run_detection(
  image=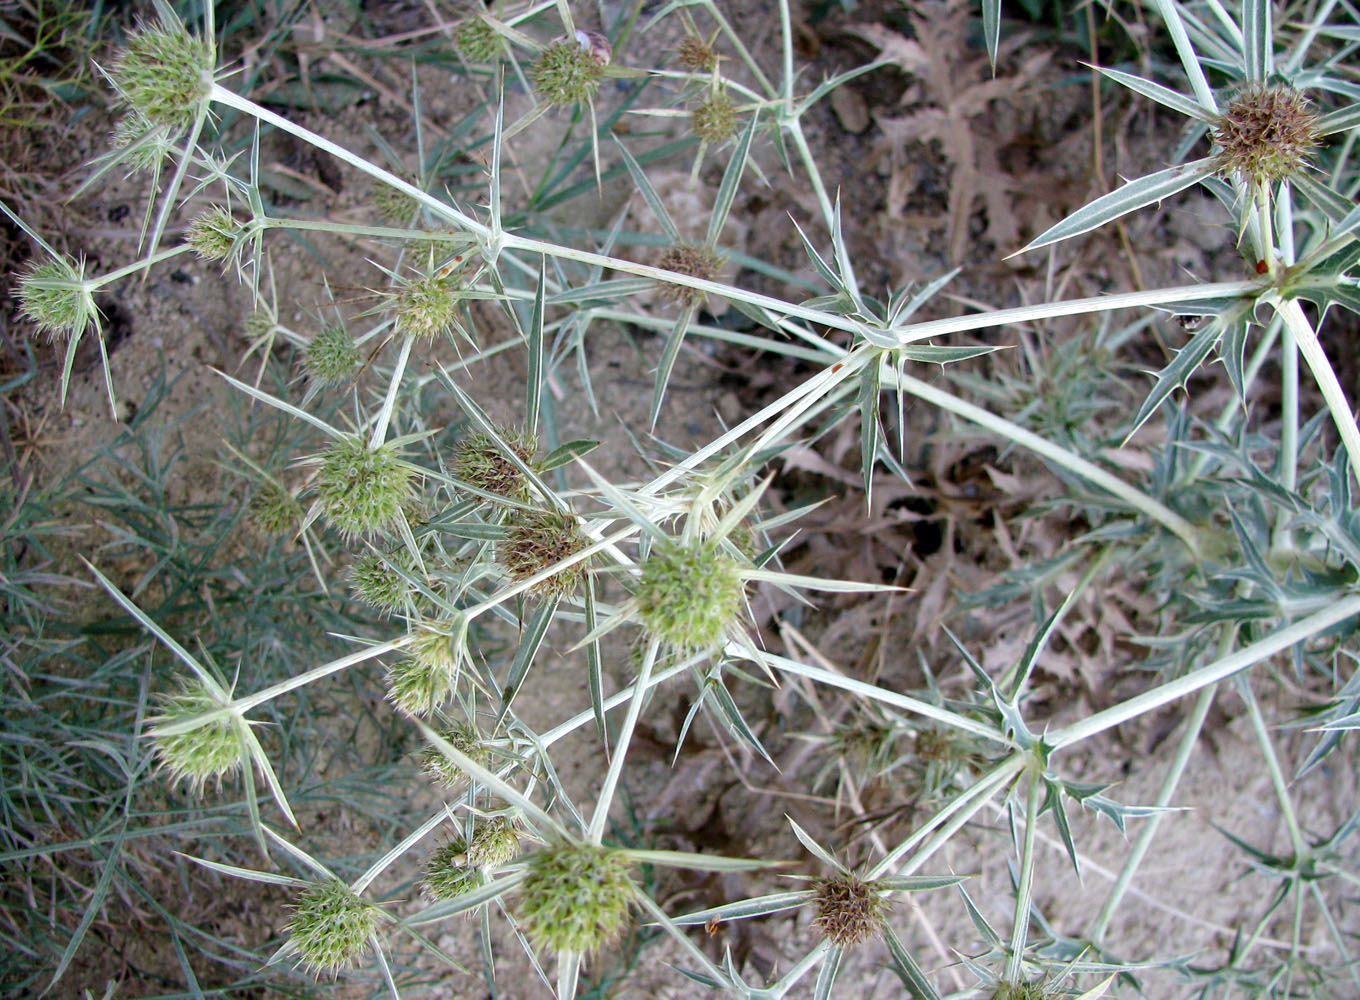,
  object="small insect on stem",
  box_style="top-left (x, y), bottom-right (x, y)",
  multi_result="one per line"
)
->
top-left (705, 915), bottom-right (722, 936)
top-left (1256, 259), bottom-right (1269, 275)
top-left (831, 363), bottom-right (844, 373)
